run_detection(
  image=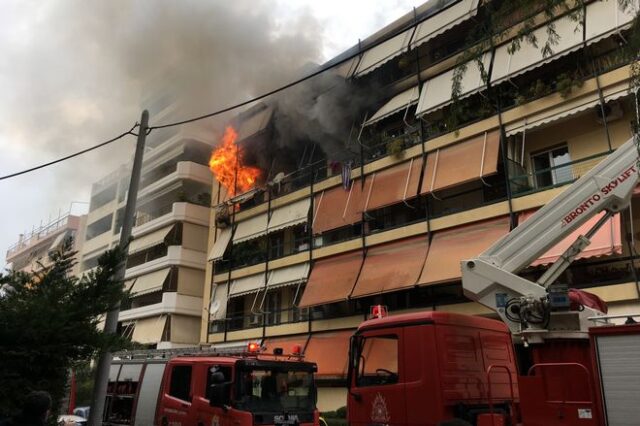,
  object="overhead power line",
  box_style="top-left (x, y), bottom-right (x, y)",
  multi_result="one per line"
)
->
top-left (0, 124), bottom-right (138, 181)
top-left (0, 2), bottom-right (452, 181)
